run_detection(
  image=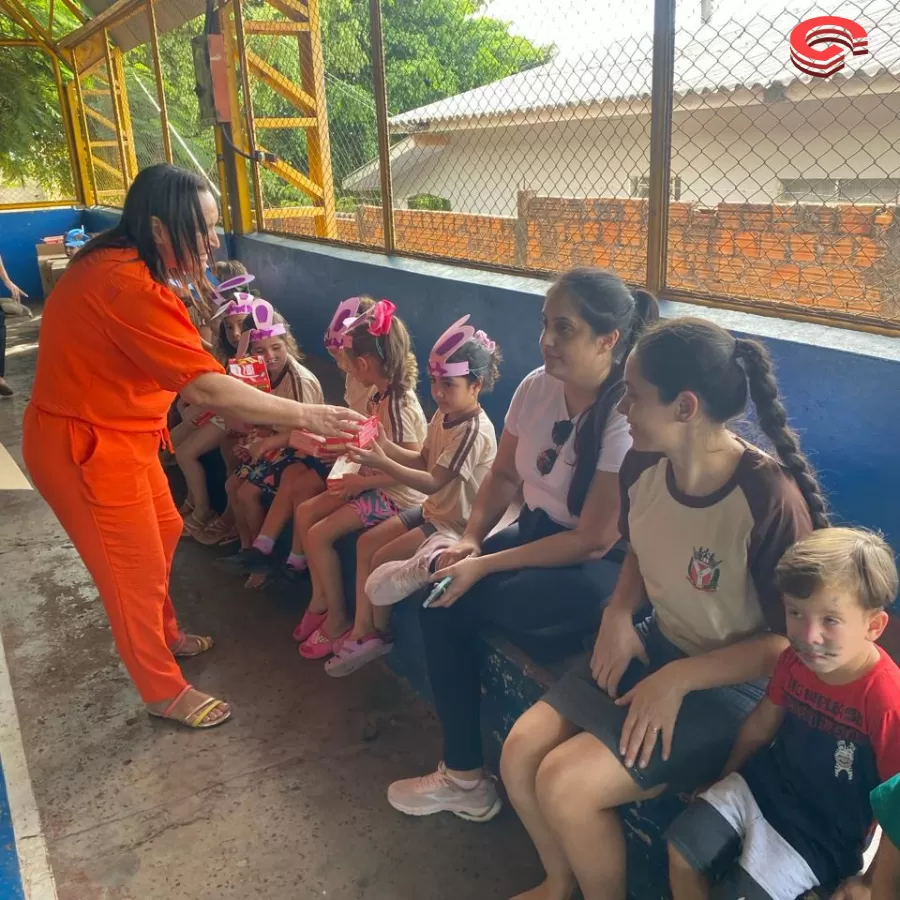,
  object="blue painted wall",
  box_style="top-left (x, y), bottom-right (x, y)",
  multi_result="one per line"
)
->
top-left (0, 207), bottom-right (81, 302)
top-left (234, 233), bottom-right (900, 551)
